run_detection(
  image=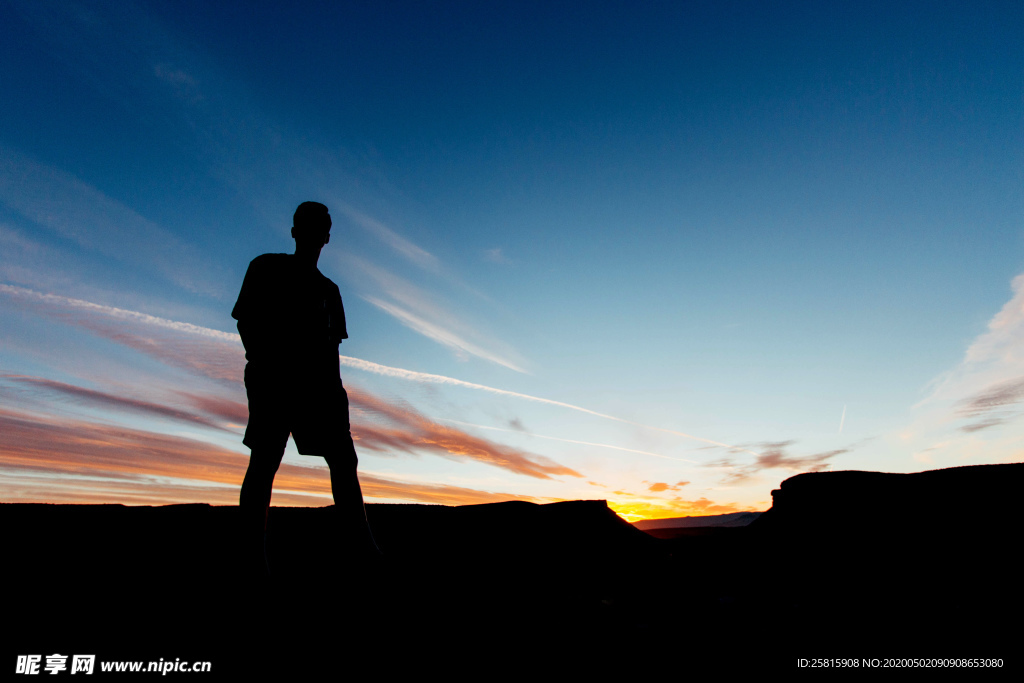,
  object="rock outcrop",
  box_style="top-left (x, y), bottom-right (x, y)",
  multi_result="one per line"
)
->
top-left (747, 463), bottom-right (1023, 654)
